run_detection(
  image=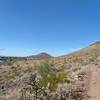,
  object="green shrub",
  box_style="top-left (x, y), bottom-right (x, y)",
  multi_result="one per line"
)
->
top-left (3, 57), bottom-right (13, 65)
top-left (37, 62), bottom-right (68, 91)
